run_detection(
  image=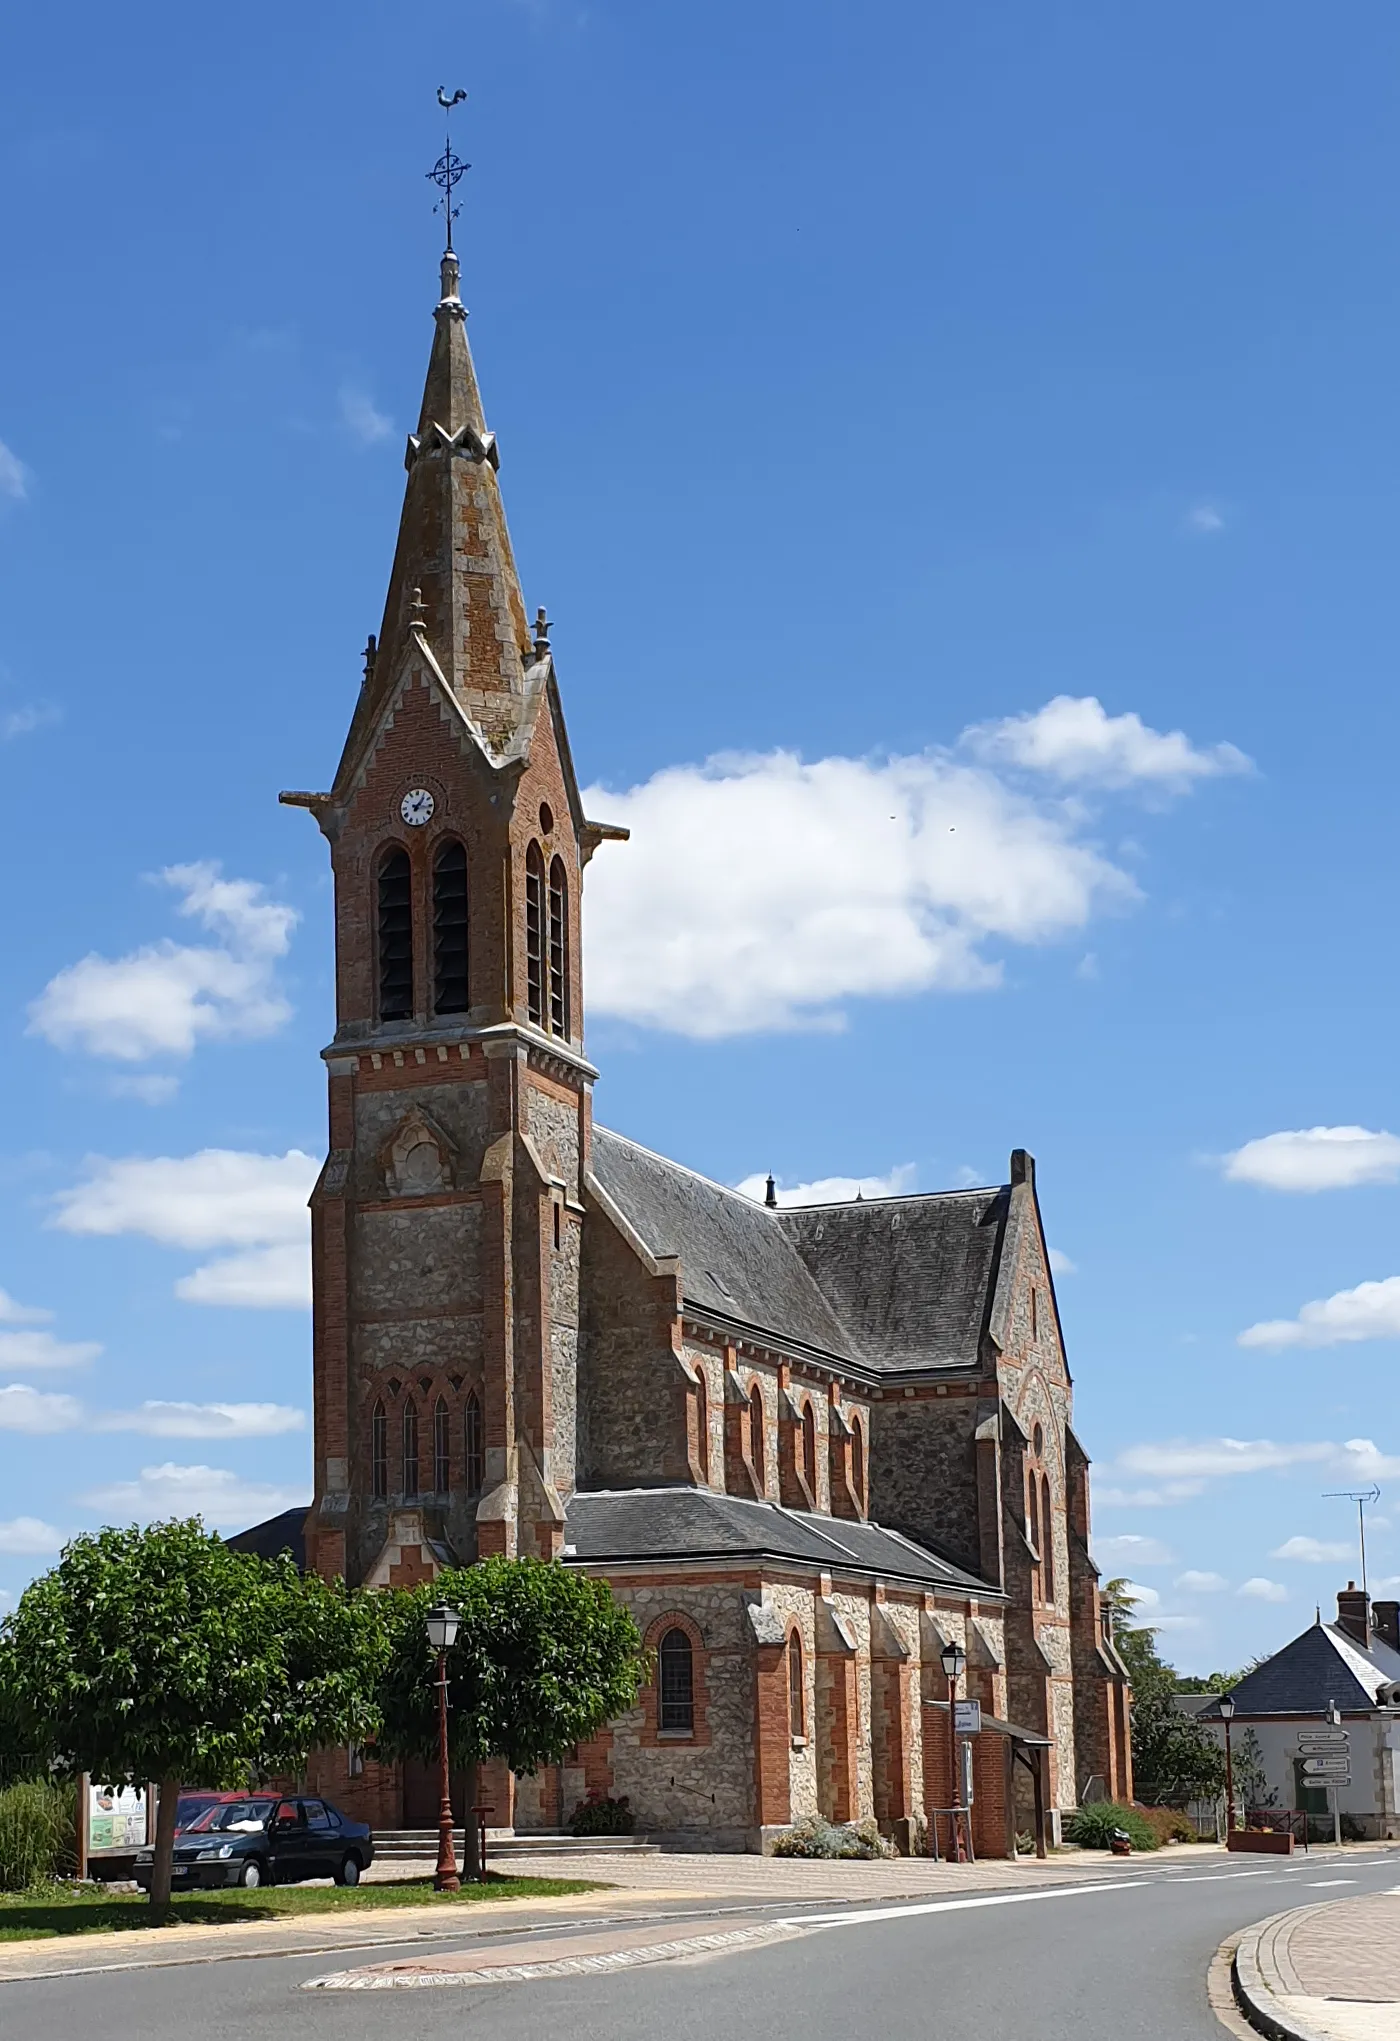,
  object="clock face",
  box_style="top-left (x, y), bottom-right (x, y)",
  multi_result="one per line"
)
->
top-left (400, 788), bottom-right (435, 827)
